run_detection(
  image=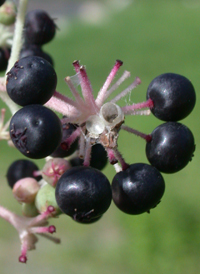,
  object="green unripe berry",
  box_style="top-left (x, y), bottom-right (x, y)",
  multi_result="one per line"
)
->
top-left (35, 183), bottom-right (61, 216)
